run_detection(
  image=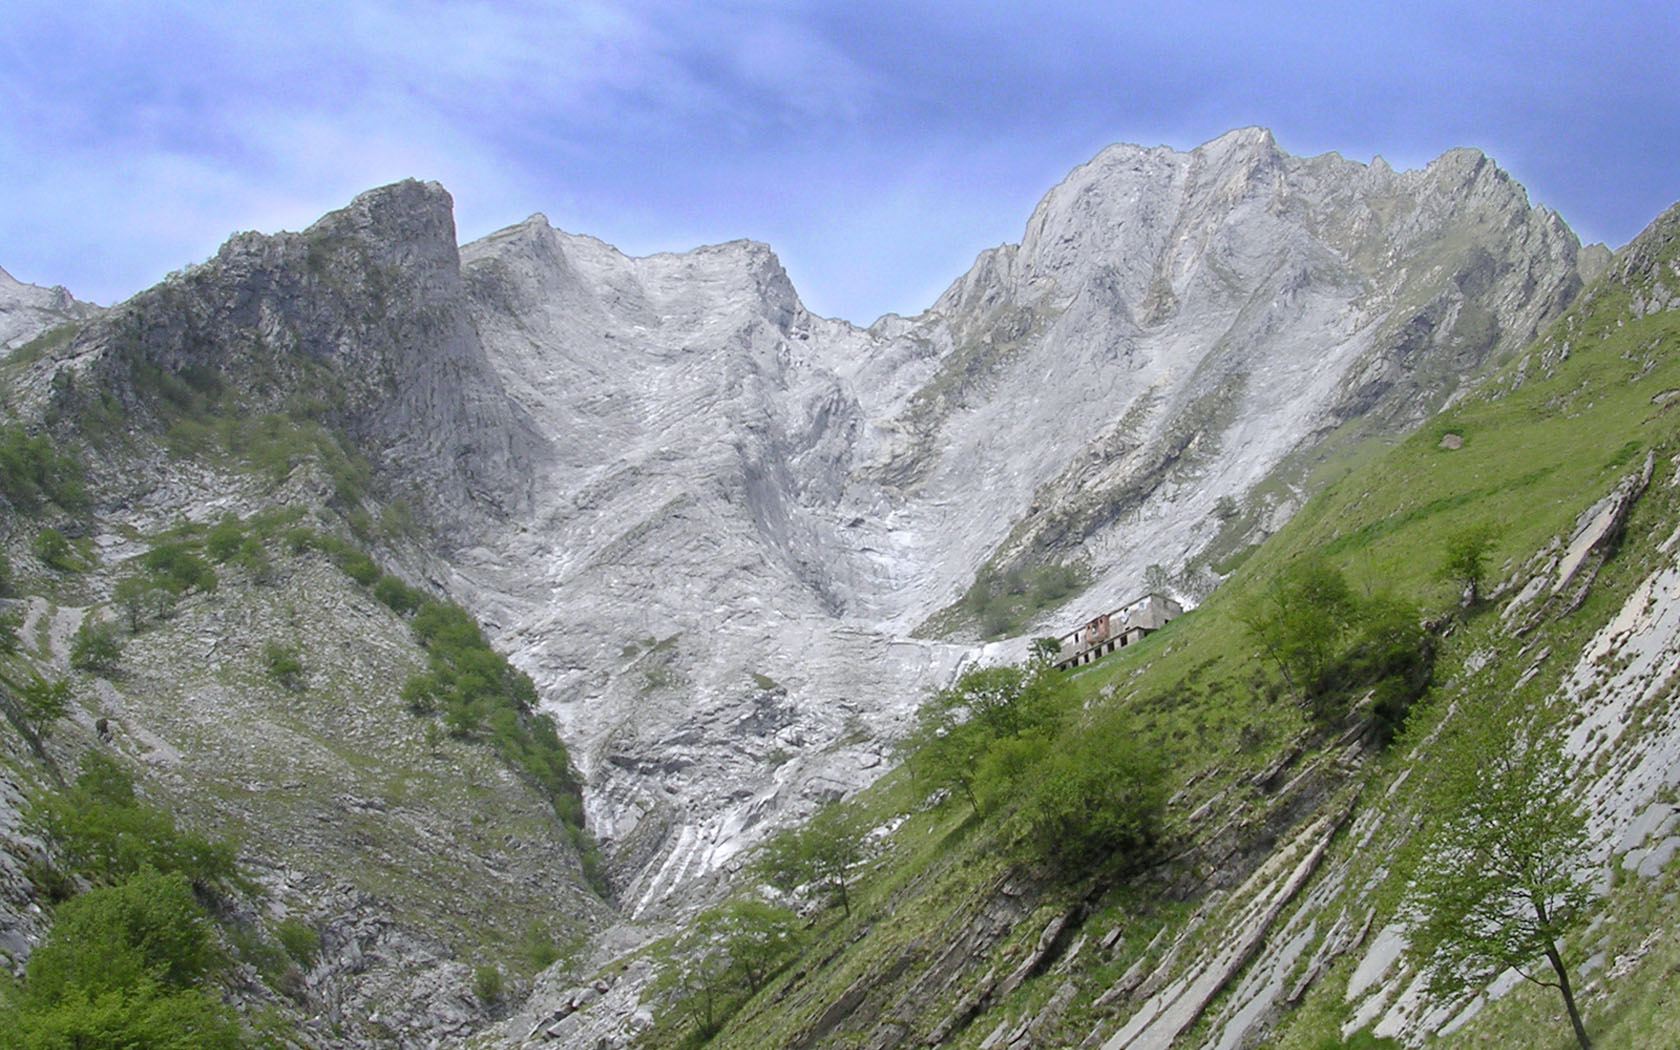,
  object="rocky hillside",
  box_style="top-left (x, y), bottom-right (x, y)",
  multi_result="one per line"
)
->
top-left (445, 130), bottom-right (1596, 920)
top-left (0, 128), bottom-right (1640, 1048)
top-left (531, 199), bottom-right (1680, 1050)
